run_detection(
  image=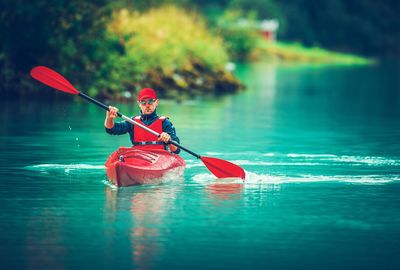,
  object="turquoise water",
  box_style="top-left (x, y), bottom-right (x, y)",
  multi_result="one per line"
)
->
top-left (1, 62), bottom-right (400, 269)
